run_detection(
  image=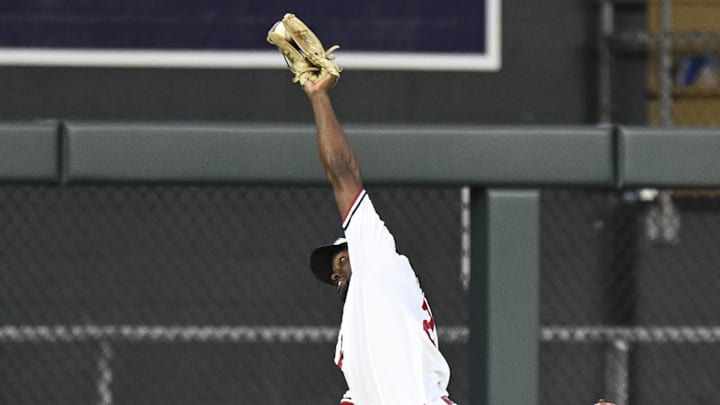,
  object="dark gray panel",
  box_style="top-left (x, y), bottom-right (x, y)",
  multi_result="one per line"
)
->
top-left (64, 123), bottom-right (614, 185)
top-left (350, 126), bottom-right (614, 186)
top-left (0, 122), bottom-right (59, 181)
top-left (619, 126), bottom-right (720, 187)
top-left (63, 122), bottom-right (326, 183)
